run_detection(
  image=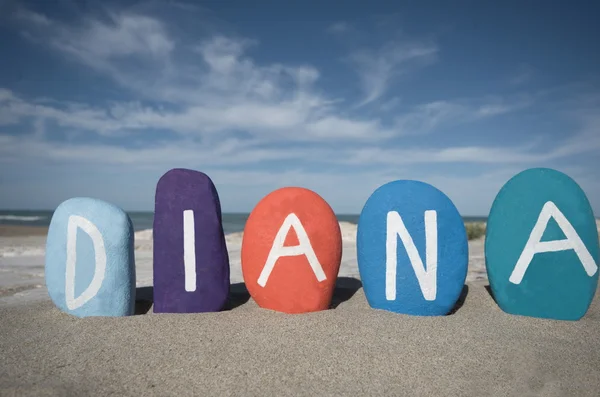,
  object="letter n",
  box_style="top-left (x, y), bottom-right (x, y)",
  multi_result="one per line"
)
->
top-left (386, 210), bottom-right (438, 301)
